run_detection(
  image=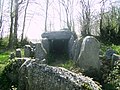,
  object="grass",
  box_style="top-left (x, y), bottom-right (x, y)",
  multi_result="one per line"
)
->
top-left (0, 51), bottom-right (10, 74)
top-left (111, 44), bottom-right (120, 54)
top-left (0, 43), bottom-right (120, 90)
top-left (100, 43), bottom-right (120, 54)
top-left (47, 54), bottom-right (83, 74)
top-left (0, 48), bottom-right (24, 75)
